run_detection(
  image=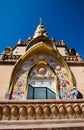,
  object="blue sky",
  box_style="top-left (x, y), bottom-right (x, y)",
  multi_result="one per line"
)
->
top-left (0, 0), bottom-right (84, 60)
